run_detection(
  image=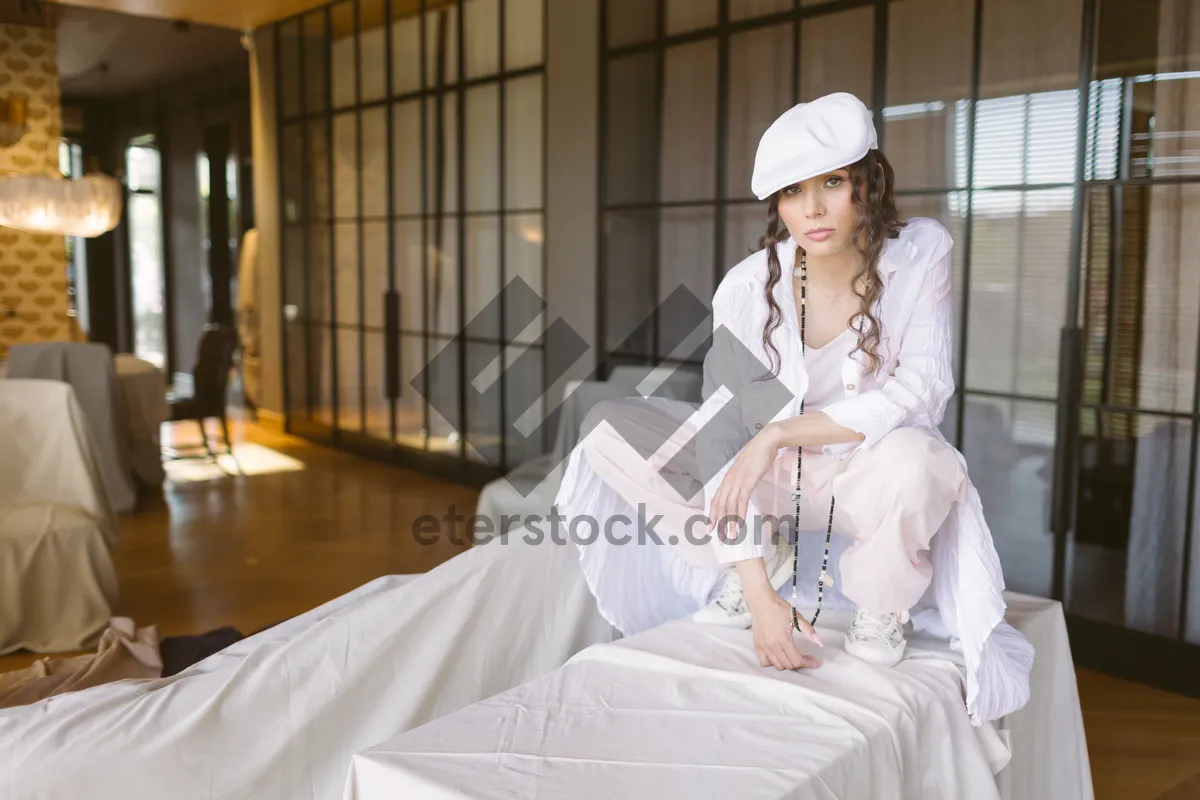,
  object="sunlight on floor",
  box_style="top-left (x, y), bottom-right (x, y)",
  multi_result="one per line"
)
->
top-left (164, 443), bottom-right (306, 484)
